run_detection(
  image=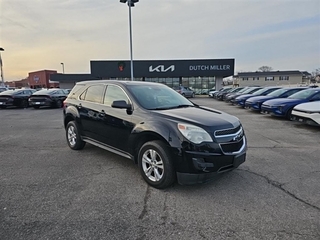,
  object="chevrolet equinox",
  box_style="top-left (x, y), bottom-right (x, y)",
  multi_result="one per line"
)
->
top-left (63, 80), bottom-right (247, 189)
